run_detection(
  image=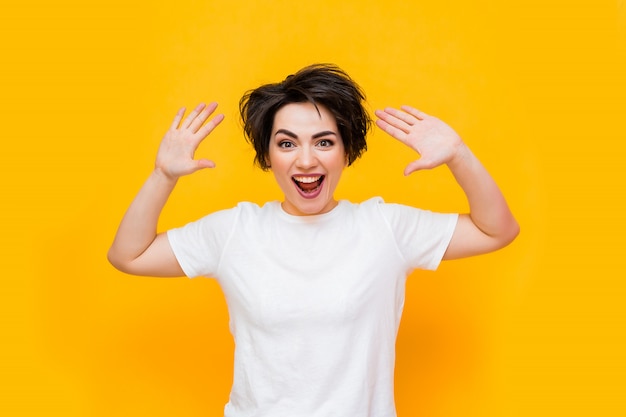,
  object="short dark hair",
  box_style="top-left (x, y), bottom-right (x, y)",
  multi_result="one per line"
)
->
top-left (239, 63), bottom-right (371, 170)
